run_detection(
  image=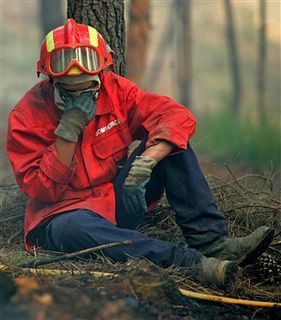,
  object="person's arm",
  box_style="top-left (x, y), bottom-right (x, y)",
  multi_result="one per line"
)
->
top-left (7, 85), bottom-right (98, 203)
top-left (141, 139), bottom-right (175, 162)
top-left (54, 137), bottom-right (76, 167)
top-left (7, 109), bottom-right (78, 203)
top-left (119, 74), bottom-right (196, 152)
